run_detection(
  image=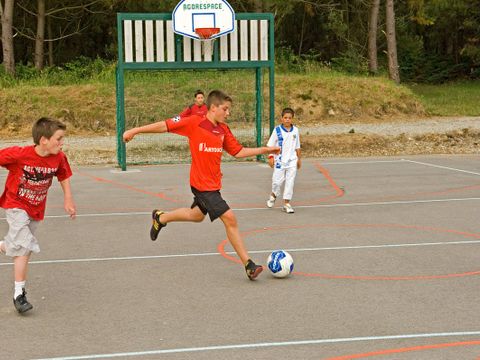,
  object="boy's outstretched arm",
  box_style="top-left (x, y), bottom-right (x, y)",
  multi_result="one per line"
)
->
top-left (234, 146), bottom-right (280, 158)
top-left (60, 178), bottom-right (76, 219)
top-left (123, 121), bottom-right (168, 143)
